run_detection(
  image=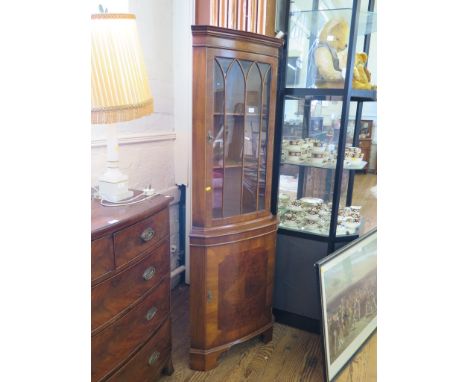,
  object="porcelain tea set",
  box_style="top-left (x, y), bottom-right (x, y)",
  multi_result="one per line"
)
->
top-left (344, 146), bottom-right (364, 166)
top-left (281, 138), bottom-right (333, 166)
top-left (281, 138), bottom-right (363, 168)
top-left (278, 193), bottom-right (361, 235)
